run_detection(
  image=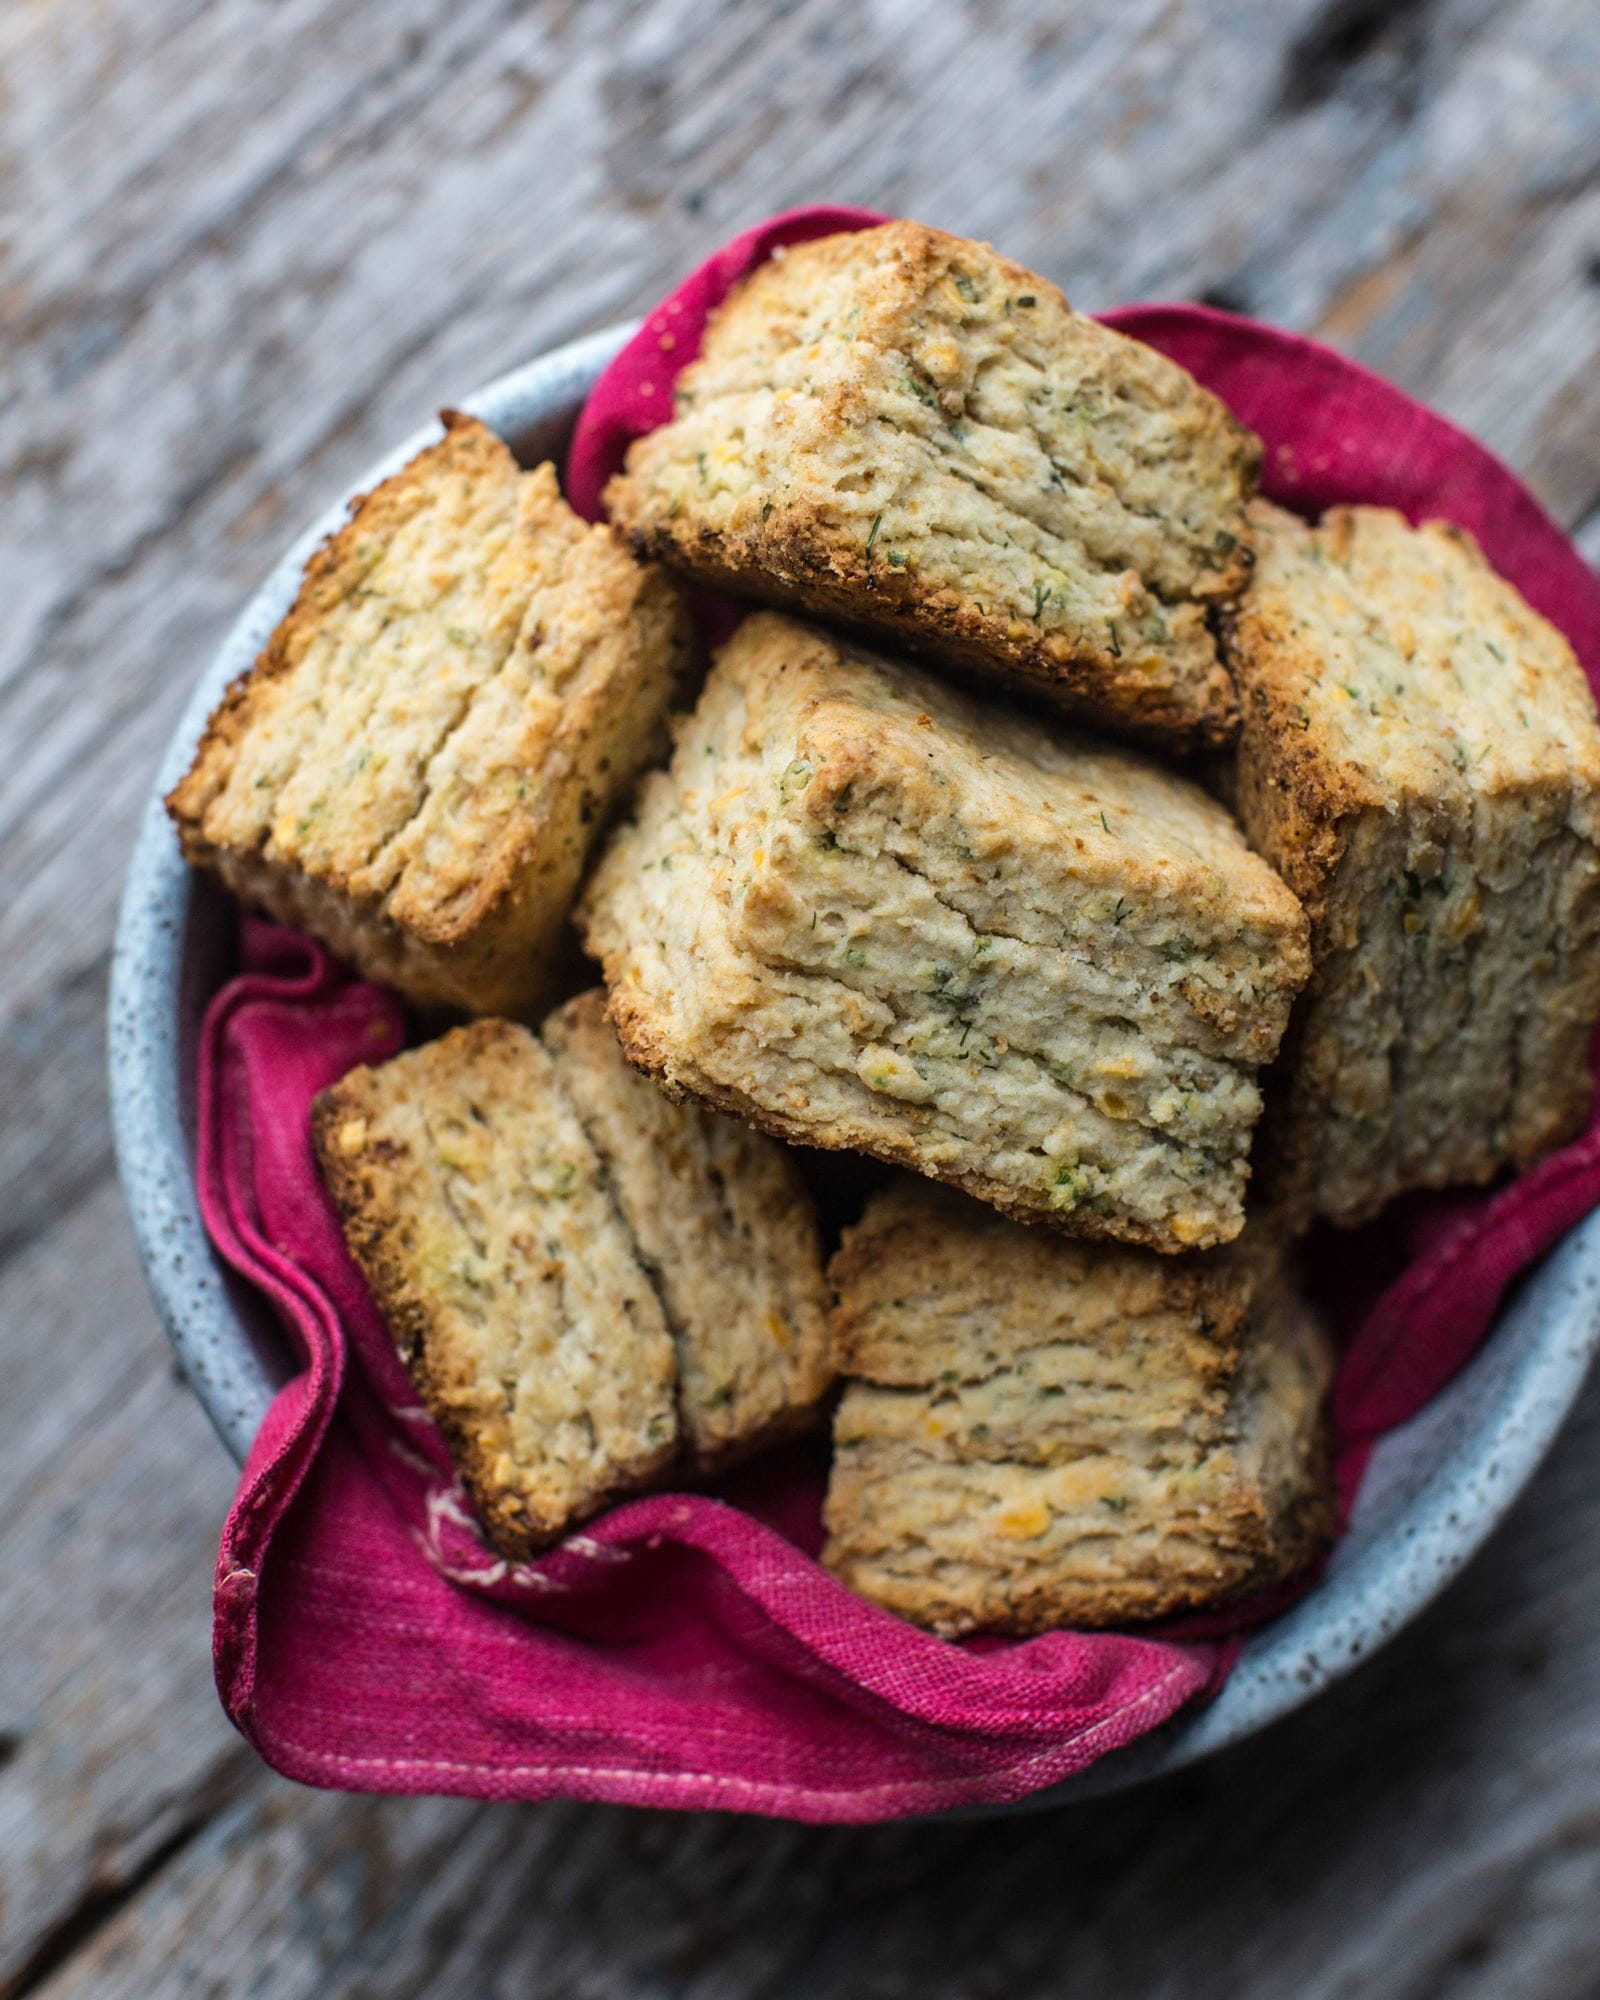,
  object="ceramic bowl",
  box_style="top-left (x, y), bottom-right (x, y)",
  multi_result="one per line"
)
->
top-left (108, 325), bottom-right (1600, 1806)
